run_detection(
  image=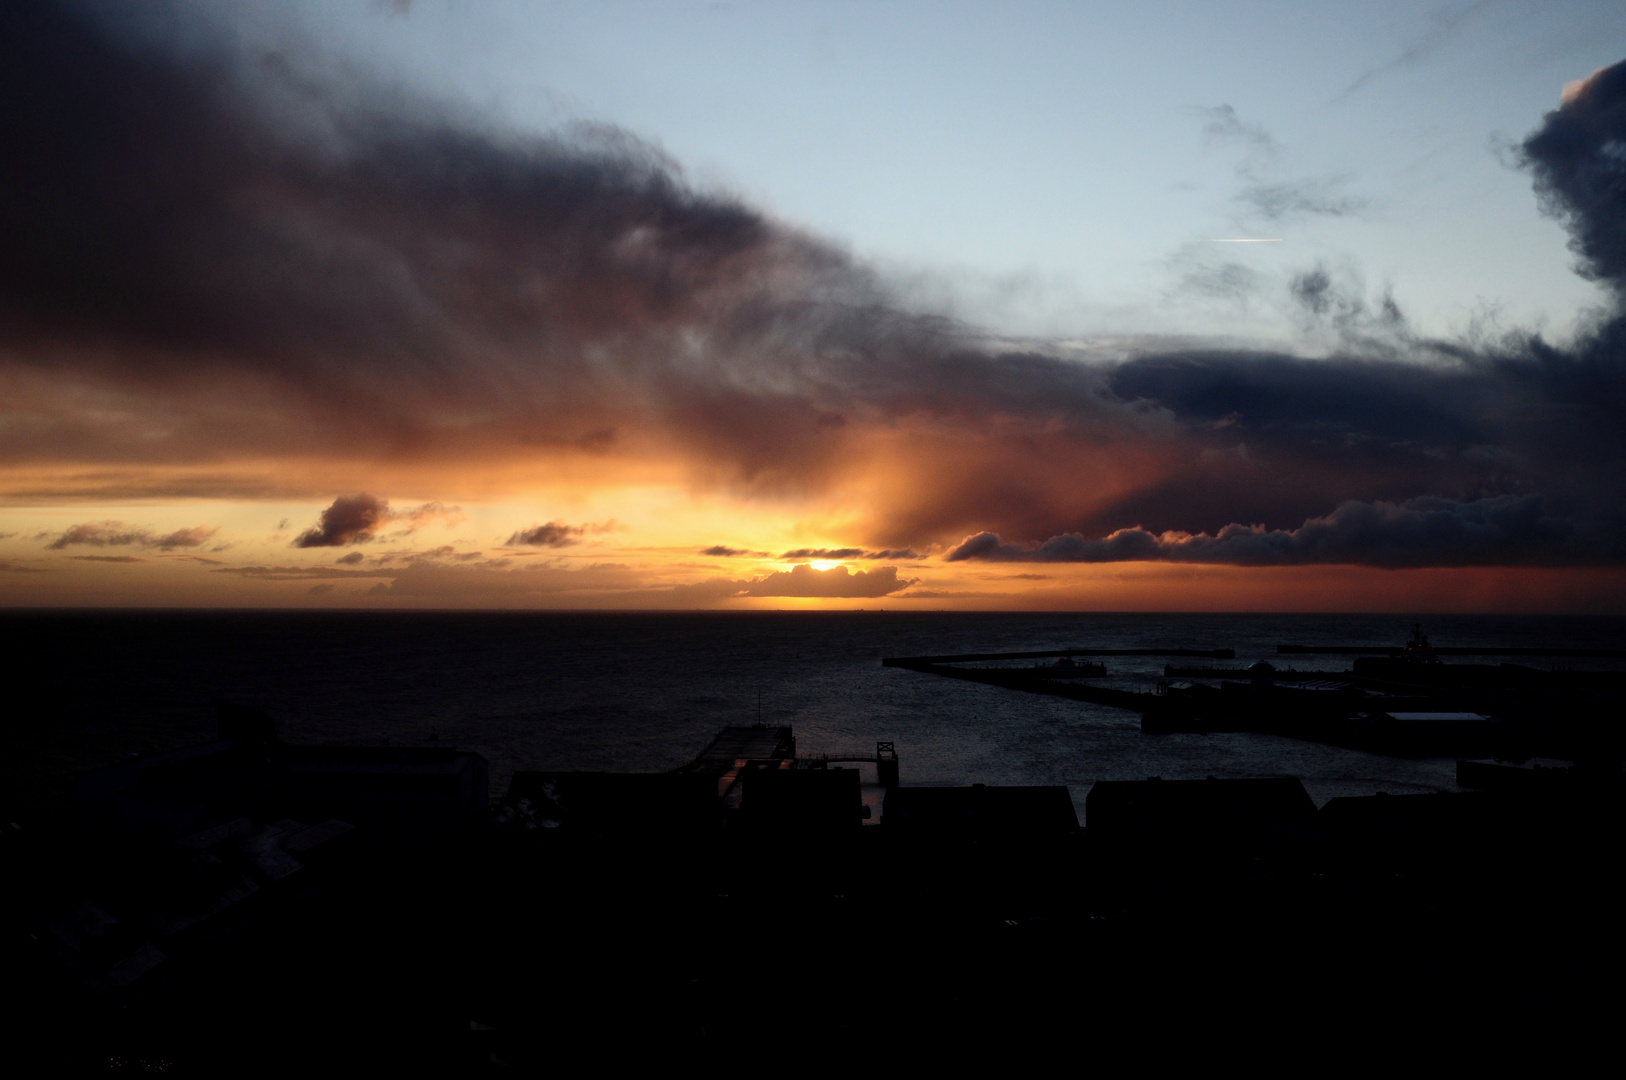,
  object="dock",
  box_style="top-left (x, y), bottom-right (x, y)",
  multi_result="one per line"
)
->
top-left (1277, 644), bottom-right (1626, 658)
top-left (884, 647), bottom-right (1235, 665)
top-left (675, 724), bottom-right (796, 773)
top-left (879, 648), bottom-right (1234, 711)
top-left (883, 638), bottom-right (1626, 760)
